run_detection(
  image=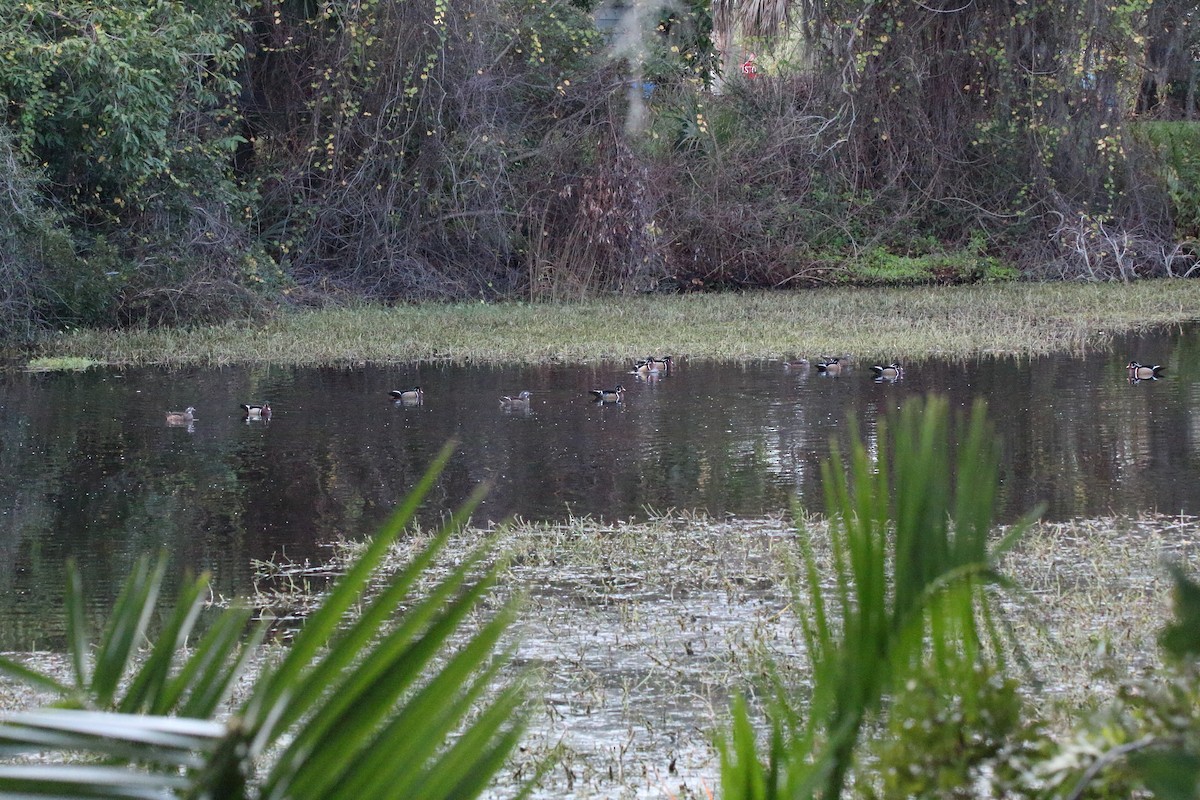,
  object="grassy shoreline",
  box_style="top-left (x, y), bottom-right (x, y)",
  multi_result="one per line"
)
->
top-left (32, 280), bottom-right (1200, 367)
